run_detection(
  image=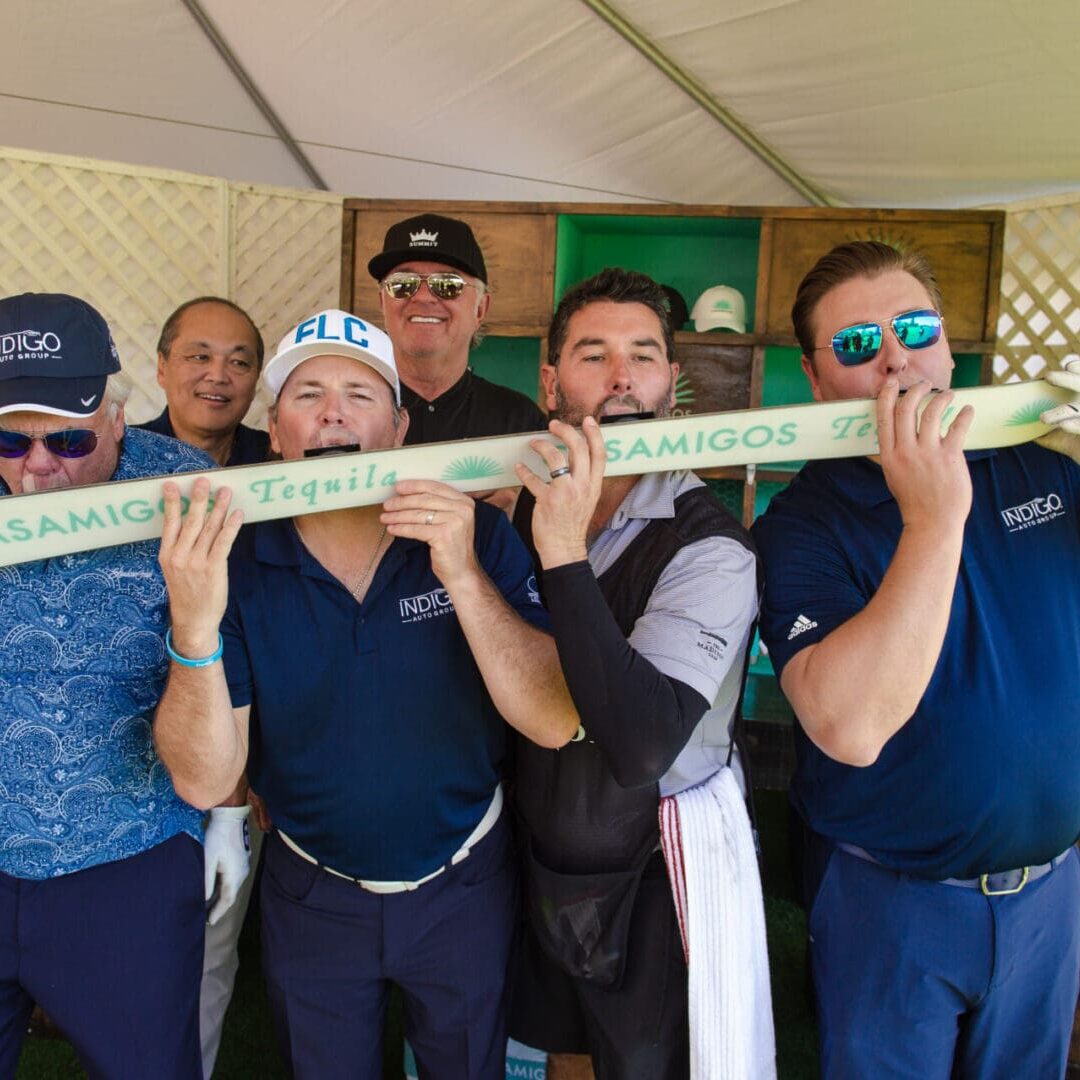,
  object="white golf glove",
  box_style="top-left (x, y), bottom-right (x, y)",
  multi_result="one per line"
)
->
top-left (204, 805), bottom-right (251, 926)
top-left (1042, 359), bottom-right (1080, 429)
top-left (1037, 359), bottom-right (1080, 464)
